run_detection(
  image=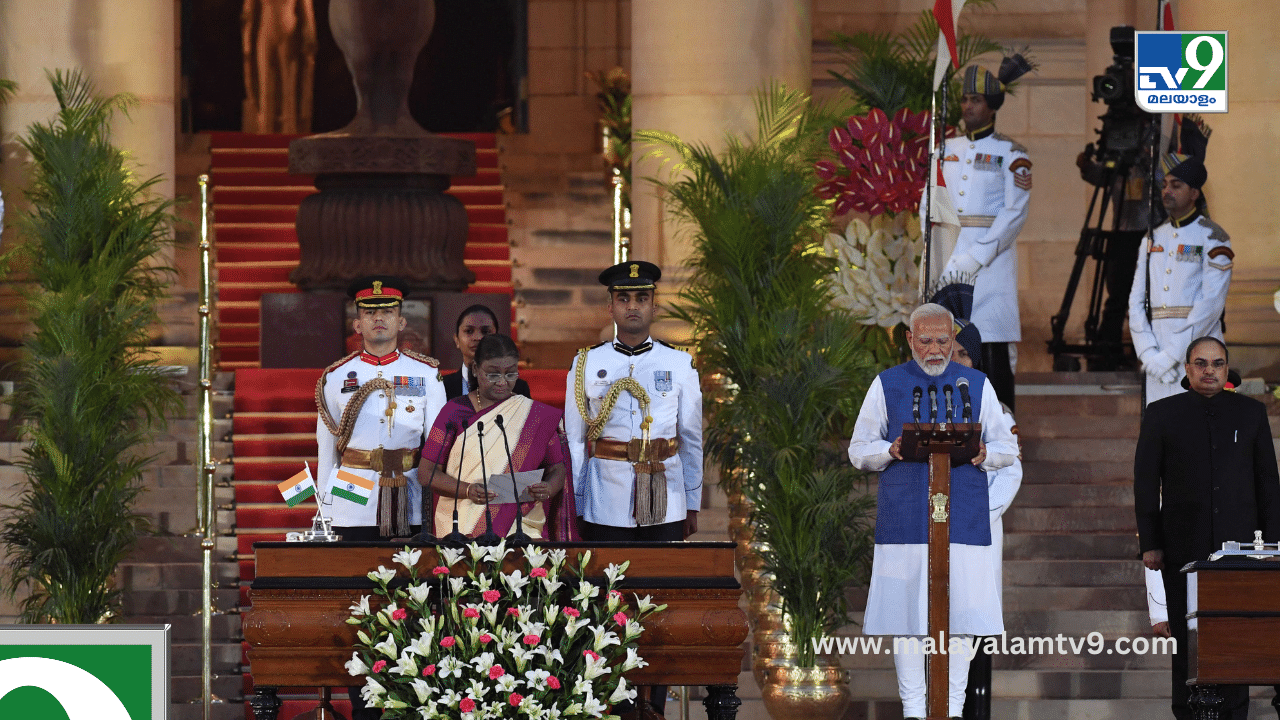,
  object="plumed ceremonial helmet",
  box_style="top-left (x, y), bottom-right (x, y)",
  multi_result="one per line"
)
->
top-left (929, 282), bottom-right (983, 370)
top-left (1162, 115), bottom-right (1212, 190)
